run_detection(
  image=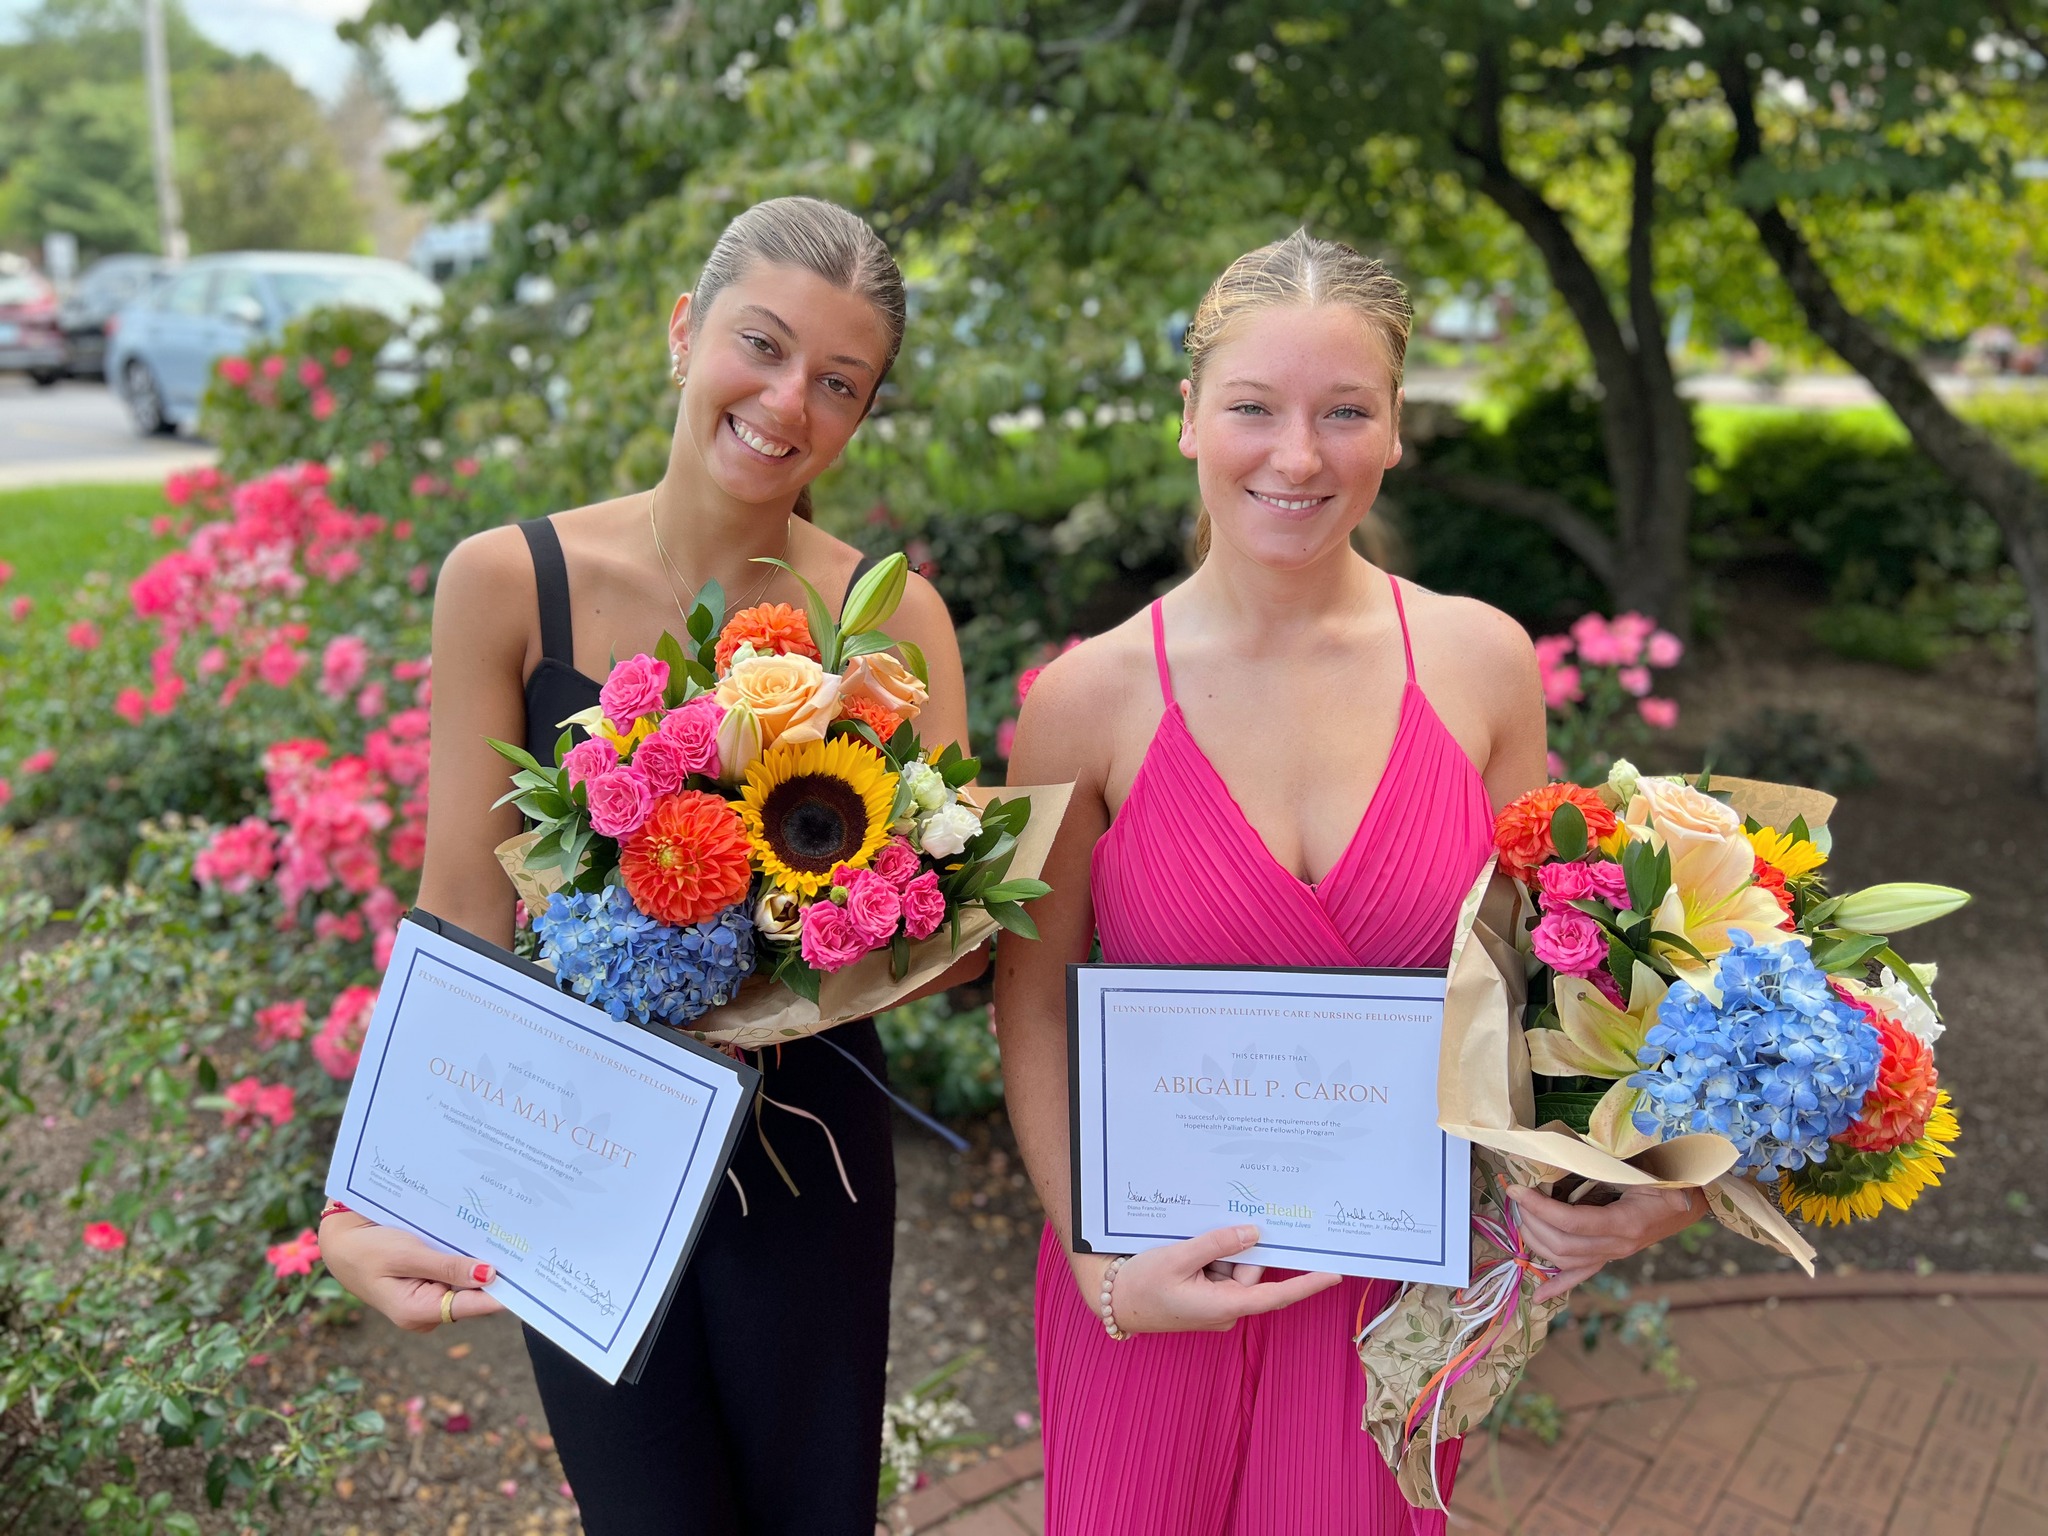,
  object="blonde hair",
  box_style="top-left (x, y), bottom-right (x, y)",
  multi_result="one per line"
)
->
top-left (691, 196), bottom-right (907, 521)
top-left (1183, 230), bottom-right (1412, 563)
